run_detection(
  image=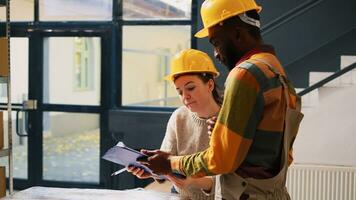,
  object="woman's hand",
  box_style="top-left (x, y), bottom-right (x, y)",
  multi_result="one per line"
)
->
top-left (127, 165), bottom-right (152, 179)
